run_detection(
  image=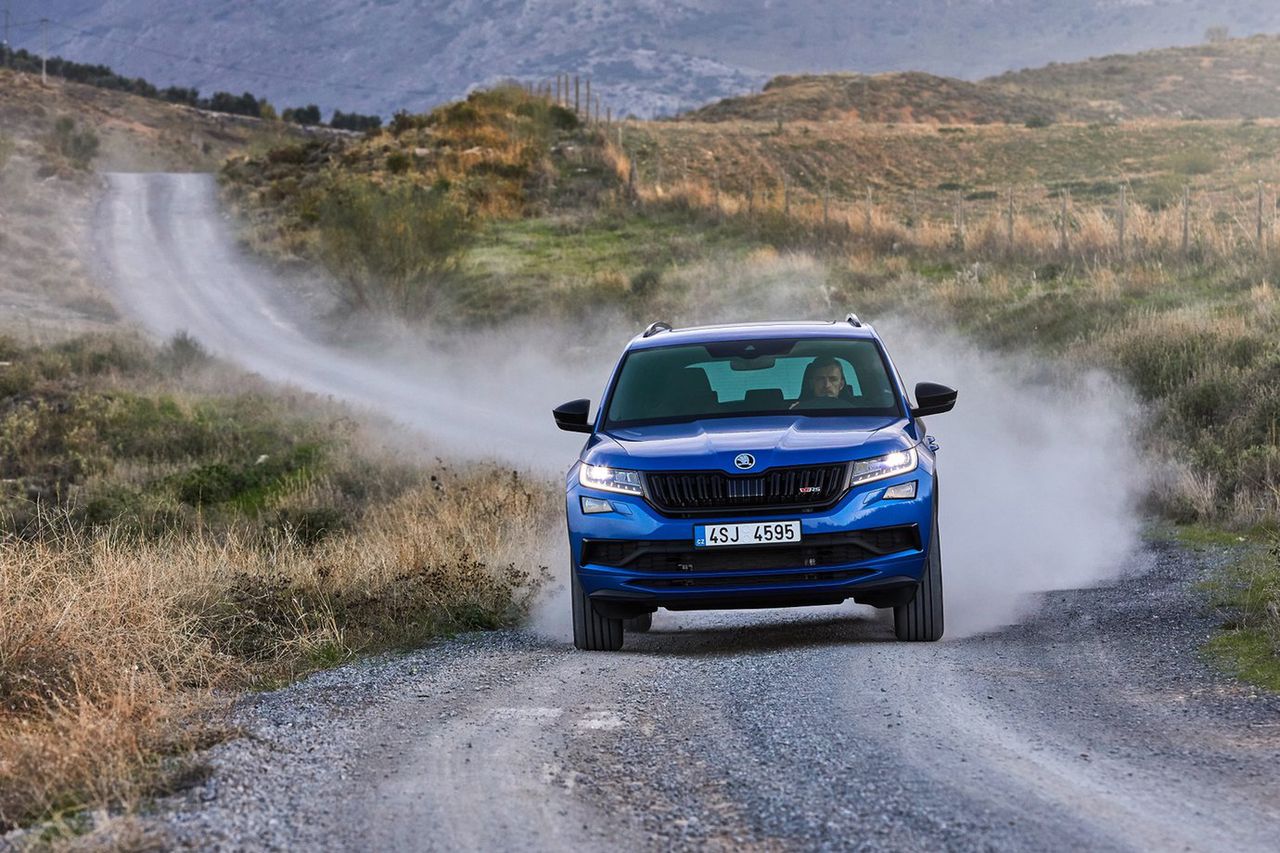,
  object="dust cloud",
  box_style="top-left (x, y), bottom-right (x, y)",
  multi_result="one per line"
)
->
top-left (876, 319), bottom-right (1146, 637)
top-left (97, 174), bottom-right (1145, 640)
